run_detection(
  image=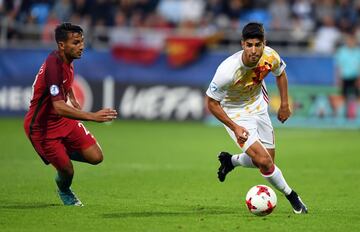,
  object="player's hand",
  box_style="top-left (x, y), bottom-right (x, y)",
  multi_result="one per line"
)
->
top-left (277, 105), bottom-right (291, 123)
top-left (234, 126), bottom-right (249, 147)
top-left (93, 108), bottom-right (117, 122)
